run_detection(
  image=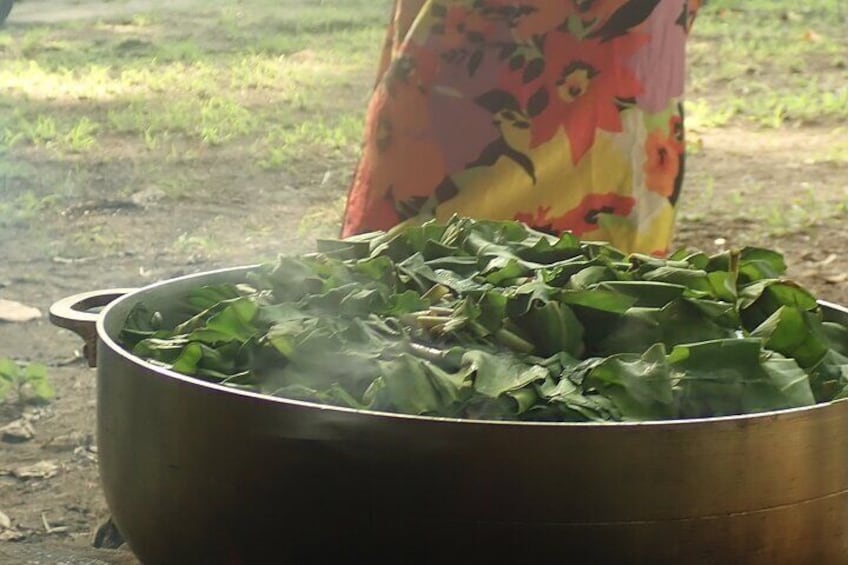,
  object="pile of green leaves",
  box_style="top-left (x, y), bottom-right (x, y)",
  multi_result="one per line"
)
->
top-left (120, 217), bottom-right (848, 422)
